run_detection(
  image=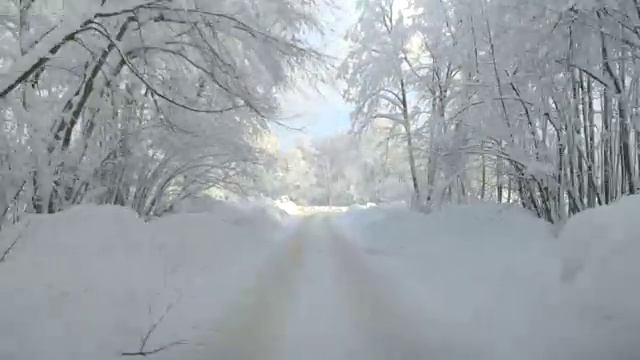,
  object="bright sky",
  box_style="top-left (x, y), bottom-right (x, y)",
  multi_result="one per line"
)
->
top-left (274, 0), bottom-right (417, 150)
top-left (274, 2), bottom-right (358, 149)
